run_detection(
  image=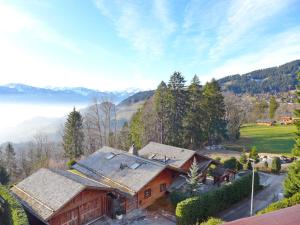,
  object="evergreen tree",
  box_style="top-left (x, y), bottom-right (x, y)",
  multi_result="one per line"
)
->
top-left (186, 157), bottom-right (201, 195)
top-left (271, 157), bottom-right (281, 173)
top-left (292, 72), bottom-right (300, 156)
top-left (165, 72), bottom-right (187, 147)
top-left (249, 146), bottom-right (259, 162)
top-left (153, 81), bottom-right (169, 144)
top-left (269, 96), bottom-right (278, 119)
top-left (63, 108), bottom-right (84, 159)
top-left (202, 79), bottom-right (227, 145)
top-left (129, 109), bottom-right (144, 149)
top-left (284, 161), bottom-right (300, 197)
top-left (3, 143), bottom-right (17, 181)
top-left (239, 149), bottom-right (248, 165)
top-left (183, 75), bottom-right (204, 149)
top-left (0, 164), bottom-right (9, 185)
